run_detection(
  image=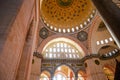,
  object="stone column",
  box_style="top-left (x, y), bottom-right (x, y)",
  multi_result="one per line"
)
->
top-left (16, 17), bottom-right (39, 80)
top-left (0, 0), bottom-right (35, 80)
top-left (50, 72), bottom-right (54, 80)
top-left (16, 26), bottom-right (34, 80)
top-left (15, 0), bottom-right (40, 78)
top-left (91, 0), bottom-right (120, 48)
top-left (75, 73), bottom-right (78, 80)
top-left (85, 58), bottom-right (107, 80)
top-left (30, 54), bottom-right (42, 80)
